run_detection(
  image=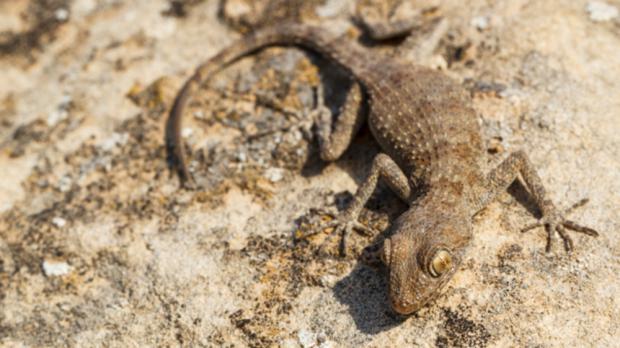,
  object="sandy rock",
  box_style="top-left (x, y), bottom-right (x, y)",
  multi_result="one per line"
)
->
top-left (0, 0), bottom-right (618, 347)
